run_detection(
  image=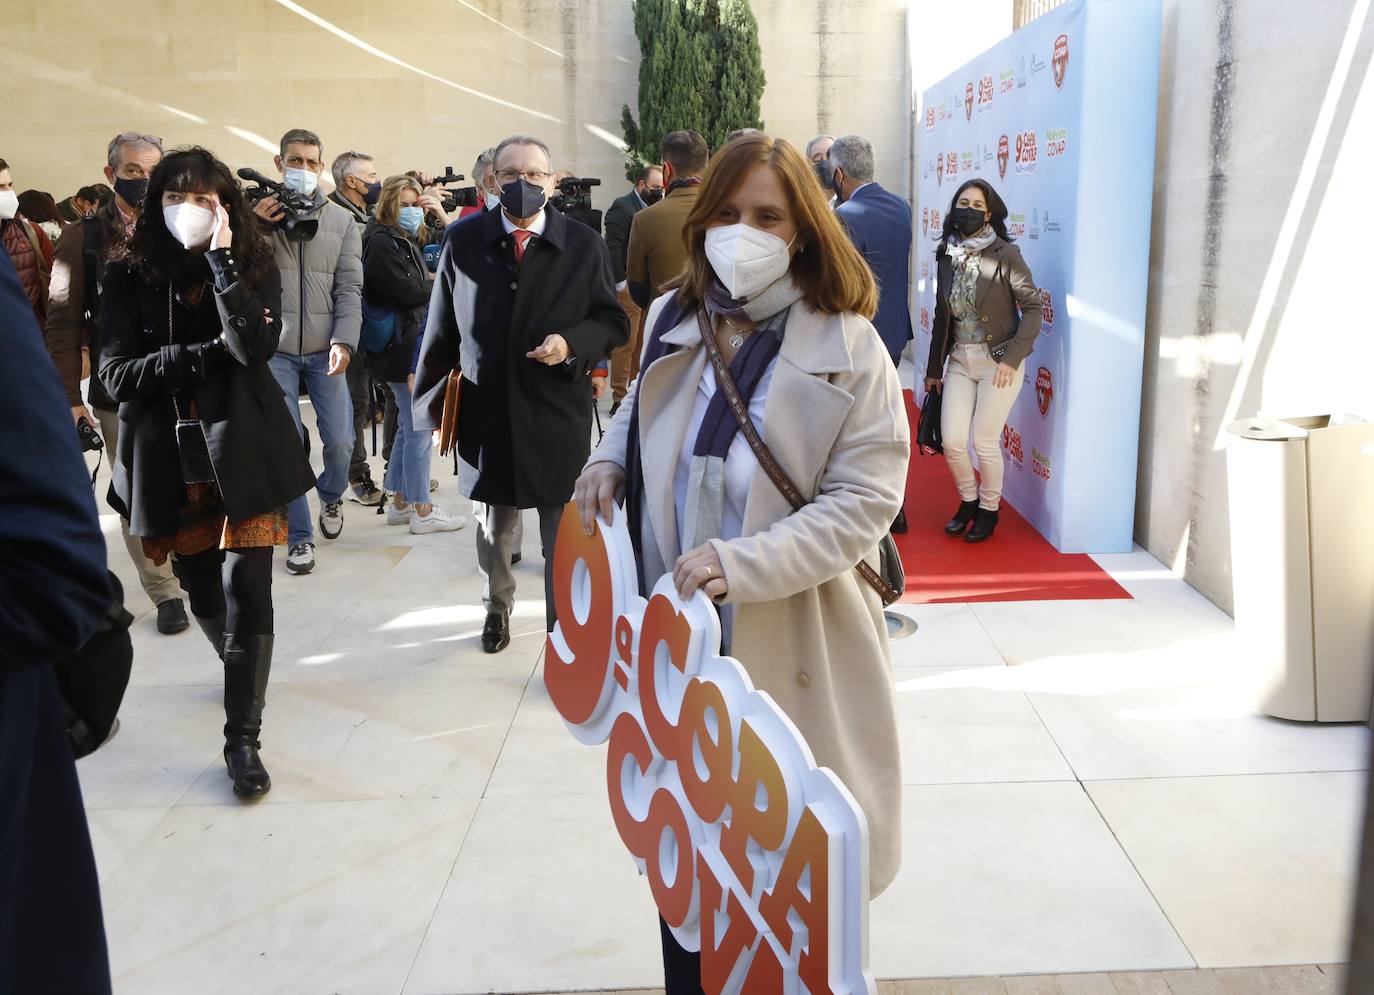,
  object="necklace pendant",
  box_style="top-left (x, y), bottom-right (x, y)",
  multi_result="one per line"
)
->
top-left (729, 333), bottom-right (745, 349)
